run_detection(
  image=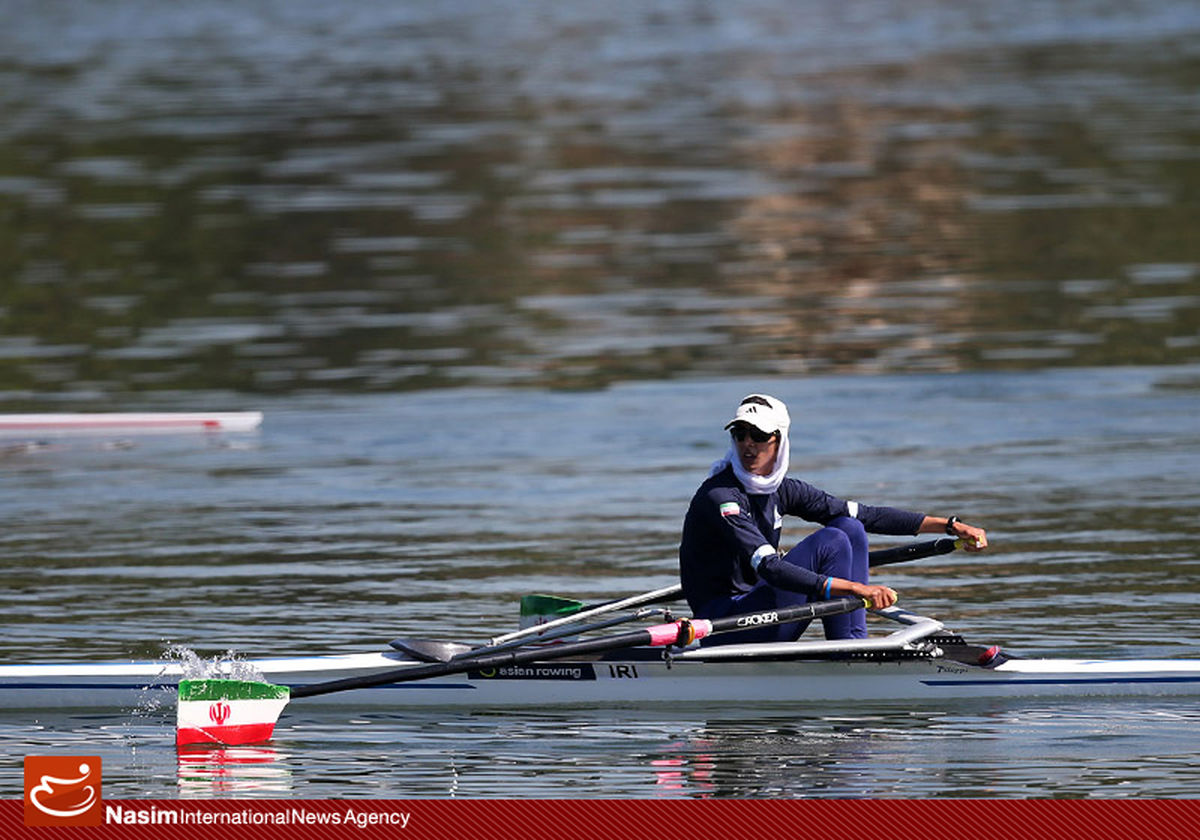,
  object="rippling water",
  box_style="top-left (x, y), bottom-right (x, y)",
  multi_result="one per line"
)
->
top-left (3, 368), bottom-right (1200, 797)
top-left (2, 0), bottom-right (1199, 800)
top-left (6, 701), bottom-right (1200, 799)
